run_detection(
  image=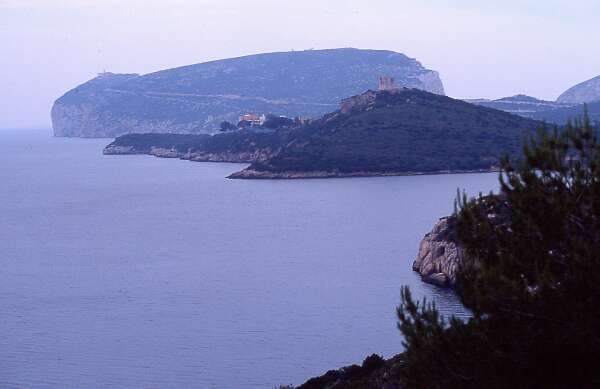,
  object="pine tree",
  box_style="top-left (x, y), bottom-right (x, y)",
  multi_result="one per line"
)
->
top-left (397, 114), bottom-right (600, 388)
